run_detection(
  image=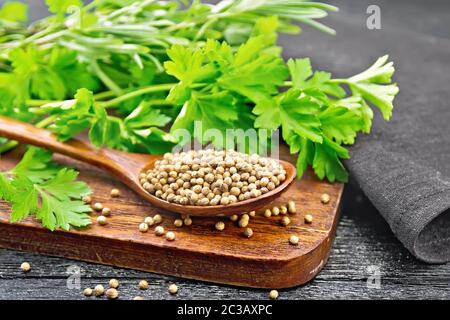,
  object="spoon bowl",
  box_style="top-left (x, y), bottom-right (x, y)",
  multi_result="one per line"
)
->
top-left (0, 115), bottom-right (296, 217)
